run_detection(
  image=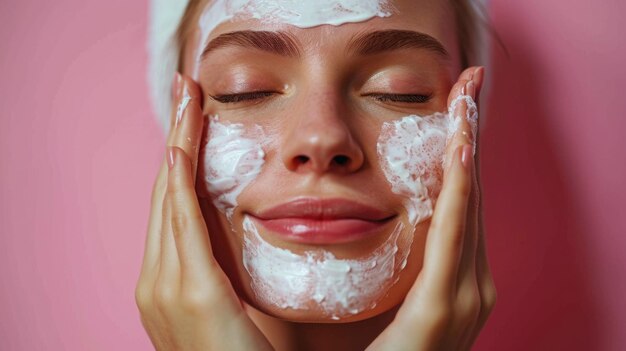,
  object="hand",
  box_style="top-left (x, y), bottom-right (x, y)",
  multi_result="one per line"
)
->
top-left (367, 67), bottom-right (497, 351)
top-left (134, 74), bottom-right (273, 351)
